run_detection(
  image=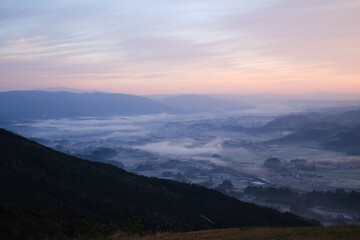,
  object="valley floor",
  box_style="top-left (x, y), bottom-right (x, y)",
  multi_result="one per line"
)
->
top-left (113, 226), bottom-right (360, 240)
